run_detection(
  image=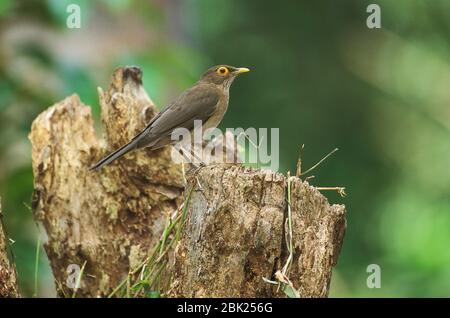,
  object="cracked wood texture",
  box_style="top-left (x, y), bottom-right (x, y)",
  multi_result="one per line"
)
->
top-left (29, 67), bottom-right (184, 297)
top-left (169, 166), bottom-right (346, 297)
top-left (29, 66), bottom-right (346, 298)
top-left (0, 198), bottom-right (20, 297)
